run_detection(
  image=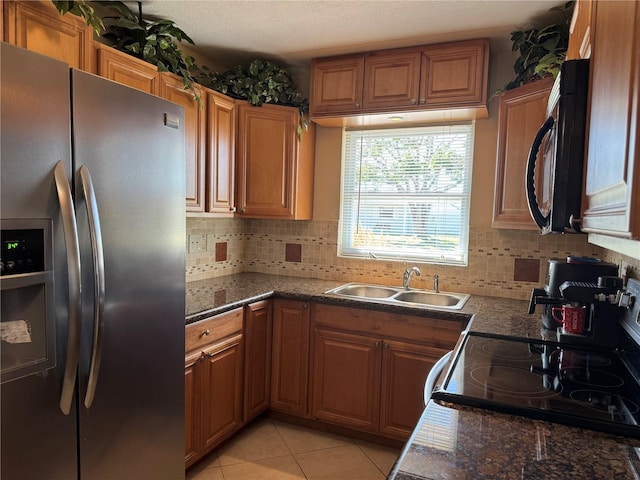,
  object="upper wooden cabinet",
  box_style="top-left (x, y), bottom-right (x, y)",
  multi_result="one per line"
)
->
top-left (236, 102), bottom-right (315, 219)
top-left (362, 49), bottom-right (422, 110)
top-left (567, 0), bottom-right (593, 60)
top-left (310, 38), bottom-right (490, 126)
top-left (581, 0), bottom-right (640, 240)
top-left (206, 90), bottom-right (237, 215)
top-left (492, 77), bottom-right (554, 229)
top-left (3, 0), bottom-right (95, 72)
top-left (96, 44), bottom-right (160, 95)
top-left (159, 72), bottom-right (206, 213)
top-left (309, 54), bottom-right (364, 115)
top-left (420, 39), bottom-right (489, 108)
